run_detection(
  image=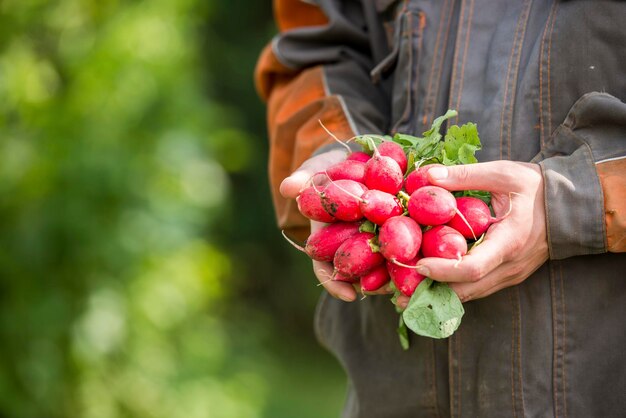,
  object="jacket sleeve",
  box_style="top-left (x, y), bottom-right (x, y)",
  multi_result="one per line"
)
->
top-left (255, 0), bottom-right (392, 238)
top-left (532, 92), bottom-right (626, 259)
